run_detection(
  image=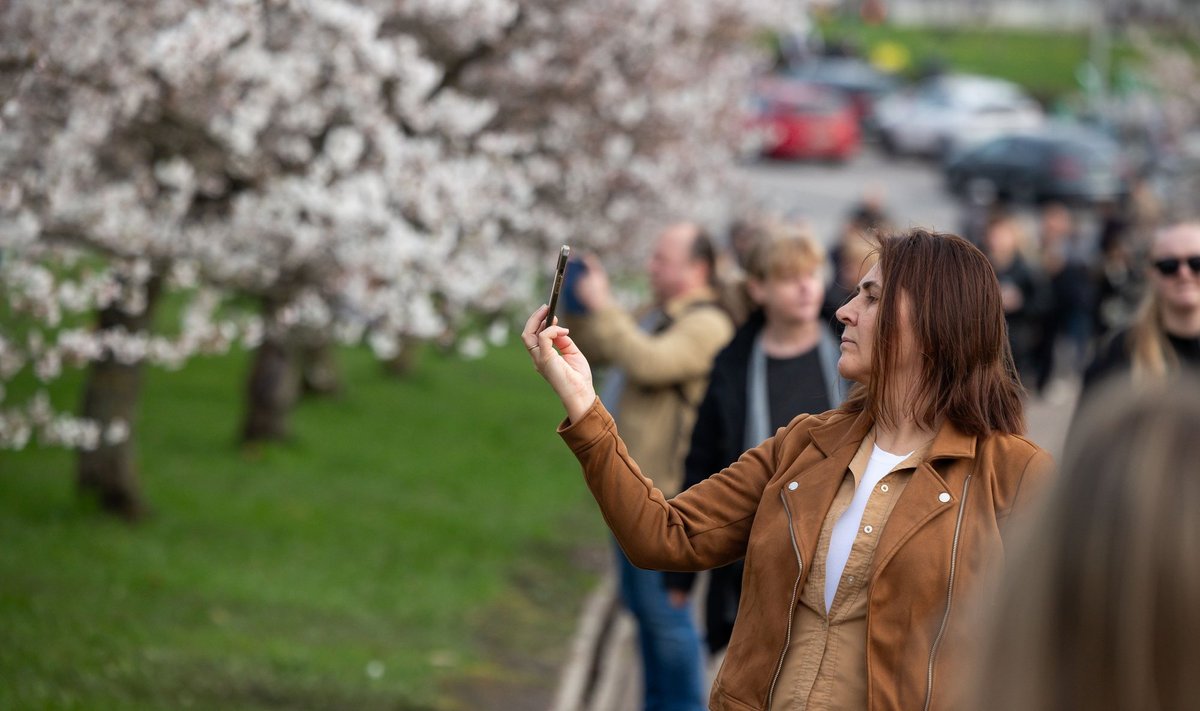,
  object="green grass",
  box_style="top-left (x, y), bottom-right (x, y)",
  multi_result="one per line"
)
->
top-left (818, 19), bottom-right (1143, 103)
top-left (0, 340), bottom-right (606, 710)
